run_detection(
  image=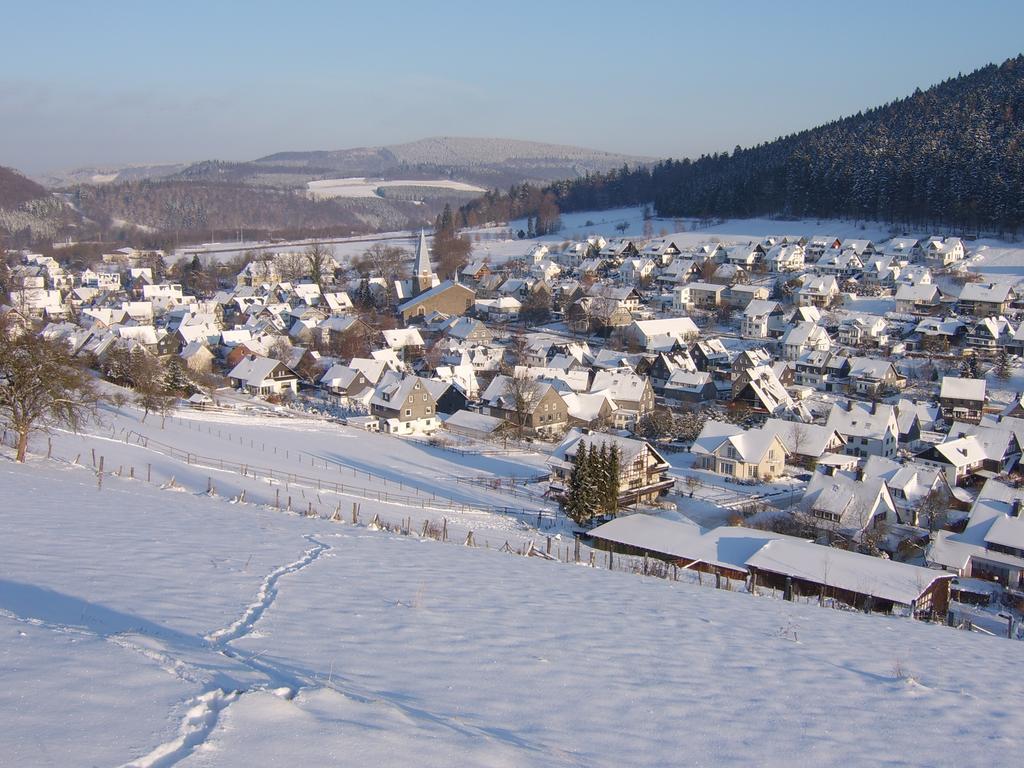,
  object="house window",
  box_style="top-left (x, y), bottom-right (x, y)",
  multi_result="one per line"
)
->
top-left (405, 409), bottom-right (412, 416)
top-left (425, 407), bottom-right (432, 414)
